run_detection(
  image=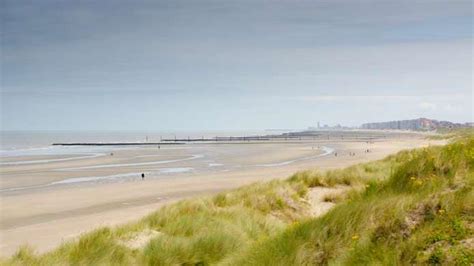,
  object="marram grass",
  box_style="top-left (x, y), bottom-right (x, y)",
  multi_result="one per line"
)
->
top-left (3, 135), bottom-right (473, 265)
